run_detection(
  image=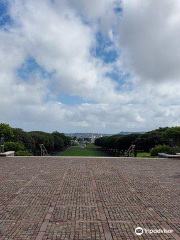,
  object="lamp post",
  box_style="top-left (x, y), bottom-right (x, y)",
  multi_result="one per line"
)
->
top-left (0, 137), bottom-right (5, 153)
